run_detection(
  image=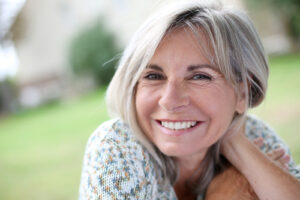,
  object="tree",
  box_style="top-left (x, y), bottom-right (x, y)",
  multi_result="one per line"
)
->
top-left (248, 0), bottom-right (300, 50)
top-left (69, 21), bottom-right (120, 86)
